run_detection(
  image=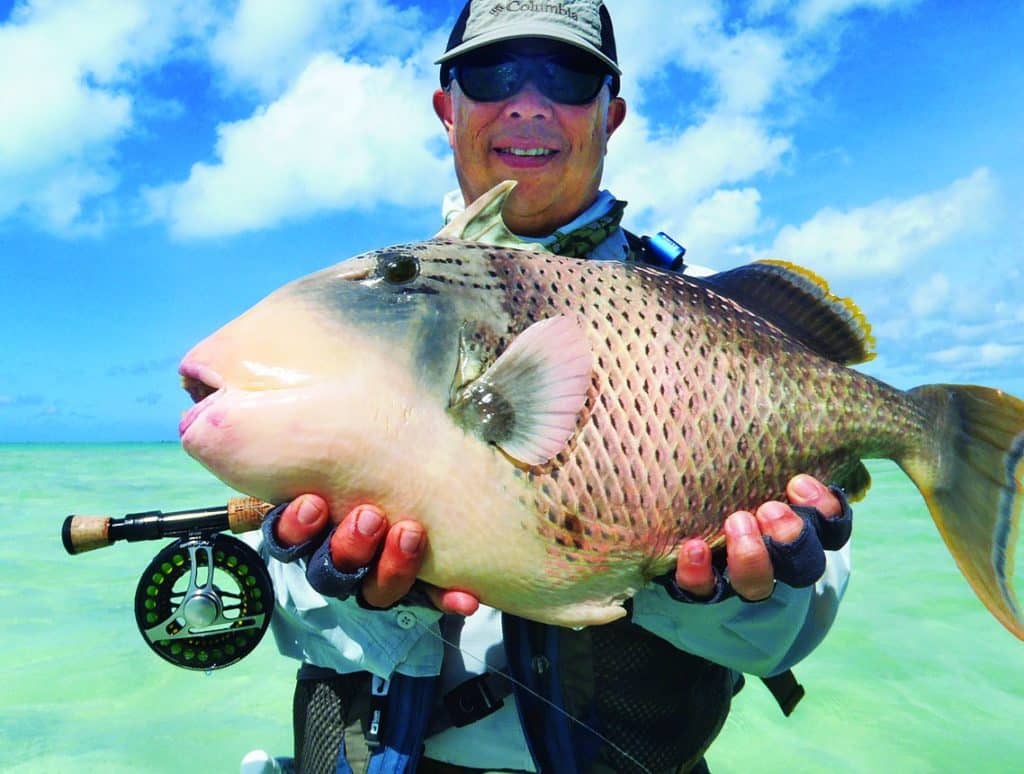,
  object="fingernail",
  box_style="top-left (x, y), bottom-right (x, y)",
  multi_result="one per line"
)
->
top-left (686, 542), bottom-right (706, 564)
top-left (297, 498), bottom-right (321, 525)
top-left (399, 527), bottom-right (424, 555)
top-left (791, 475), bottom-right (819, 501)
top-left (728, 512), bottom-right (757, 537)
top-left (760, 501), bottom-right (789, 522)
top-left (355, 508), bottom-right (383, 536)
